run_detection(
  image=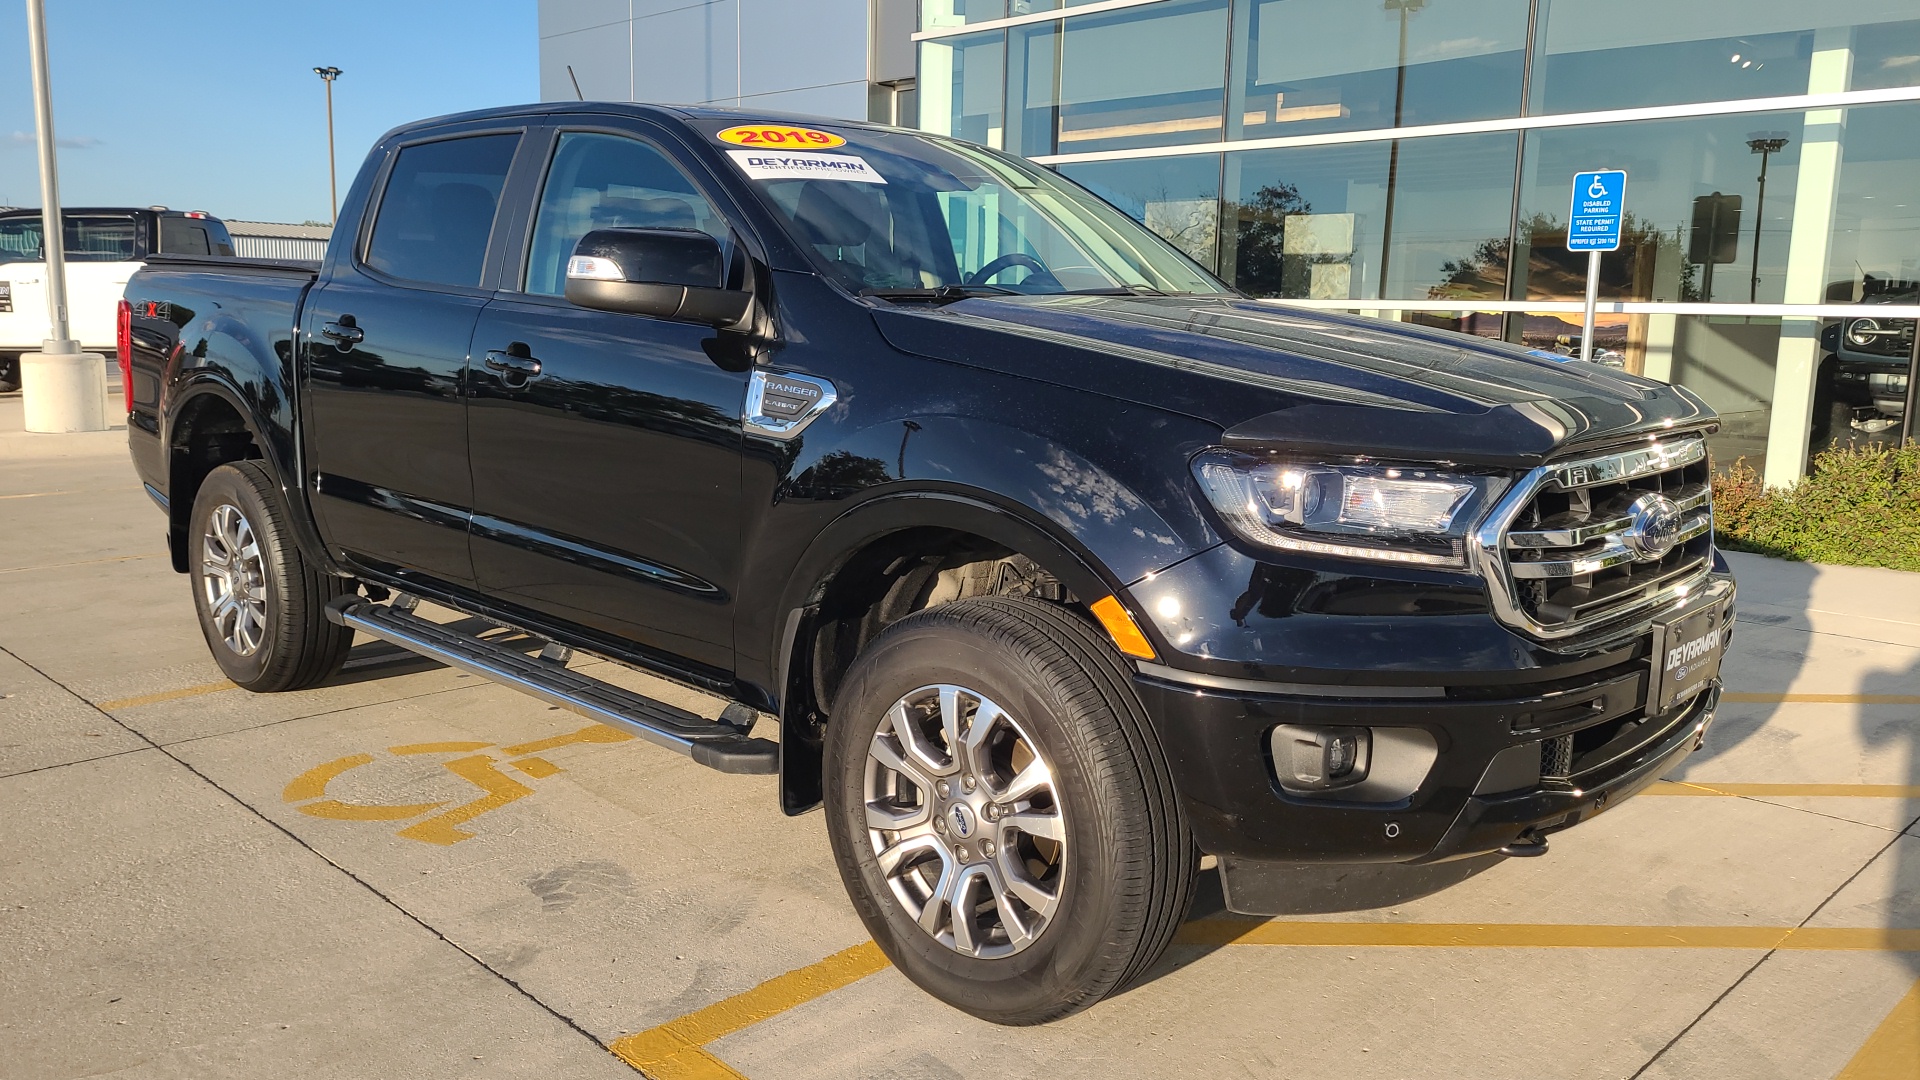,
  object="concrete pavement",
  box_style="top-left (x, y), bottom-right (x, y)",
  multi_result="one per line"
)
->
top-left (2, 396), bottom-right (1915, 1079)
